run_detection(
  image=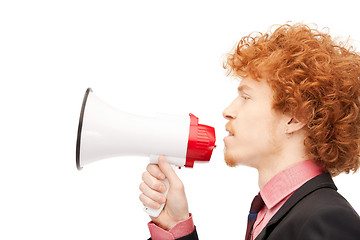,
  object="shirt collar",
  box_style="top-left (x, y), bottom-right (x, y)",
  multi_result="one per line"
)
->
top-left (260, 160), bottom-right (324, 209)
